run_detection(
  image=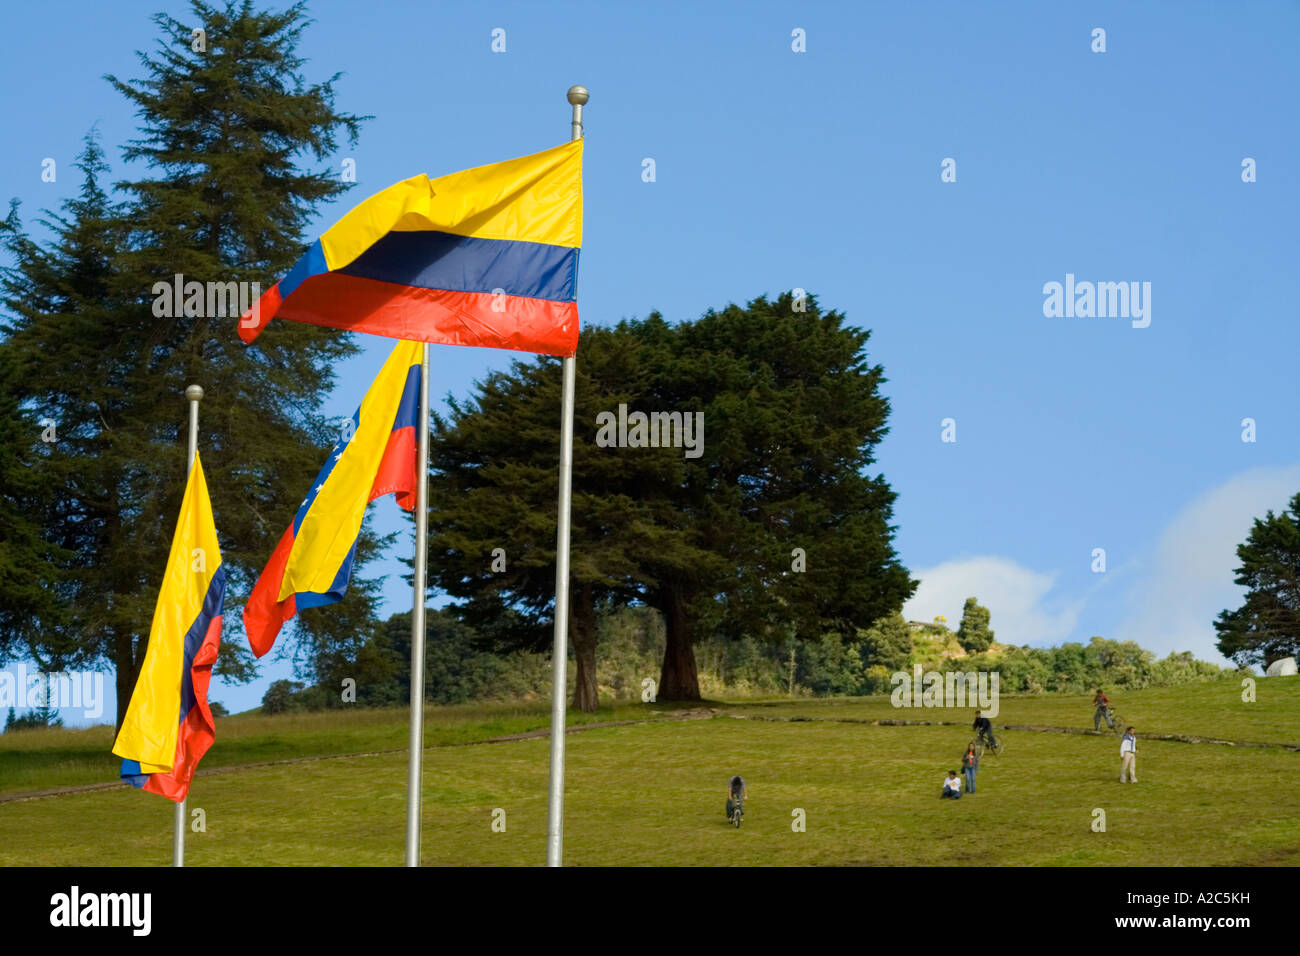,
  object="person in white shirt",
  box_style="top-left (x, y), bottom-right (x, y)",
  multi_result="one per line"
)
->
top-left (941, 770), bottom-right (962, 799)
top-left (1120, 727), bottom-right (1138, 782)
